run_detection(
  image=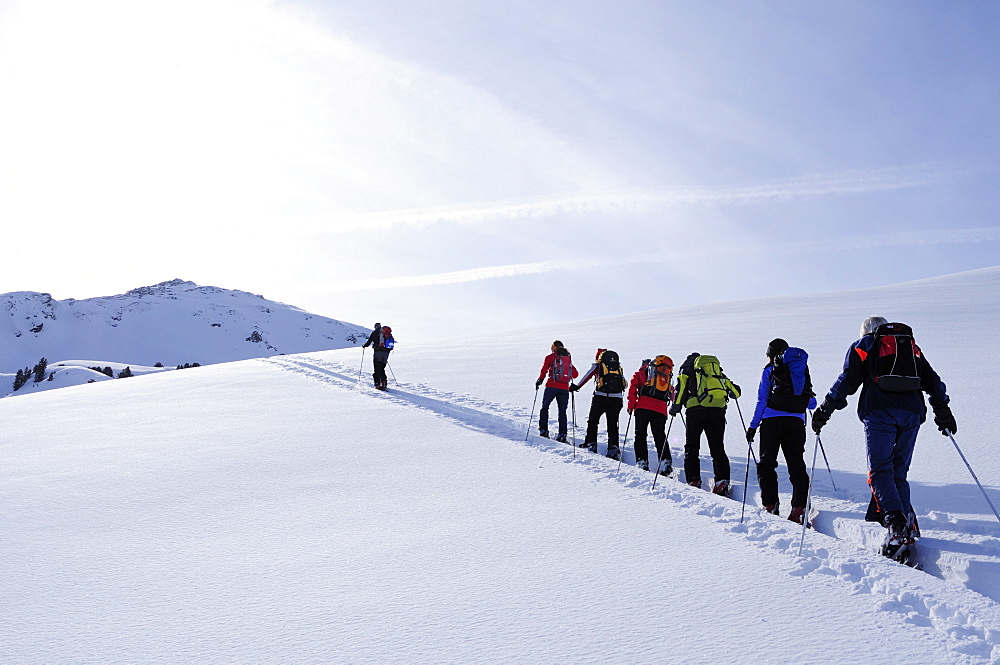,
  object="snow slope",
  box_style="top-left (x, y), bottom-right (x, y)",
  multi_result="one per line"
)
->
top-left (0, 279), bottom-right (368, 379)
top-left (386, 265), bottom-right (1000, 601)
top-left (2, 268), bottom-right (999, 664)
